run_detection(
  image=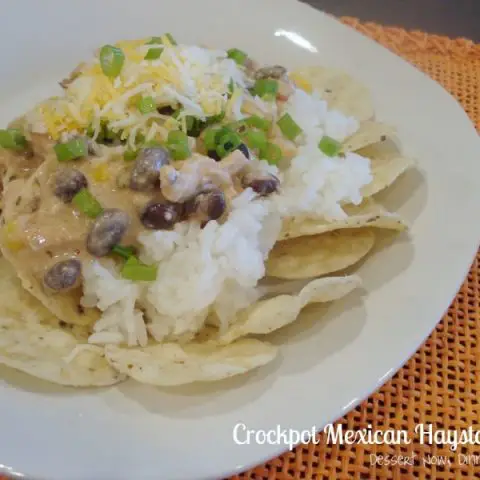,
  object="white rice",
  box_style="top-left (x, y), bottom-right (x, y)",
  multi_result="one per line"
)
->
top-left (82, 85), bottom-right (373, 347)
